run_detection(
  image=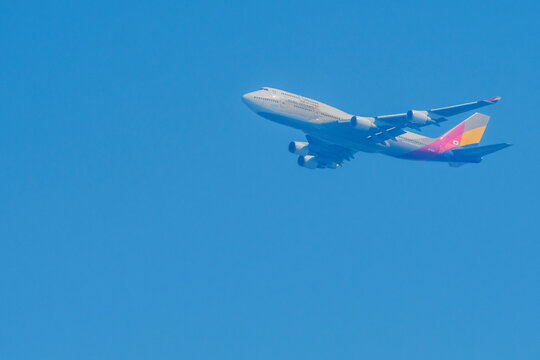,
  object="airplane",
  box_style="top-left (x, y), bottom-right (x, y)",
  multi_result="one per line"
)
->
top-left (241, 87), bottom-right (511, 169)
